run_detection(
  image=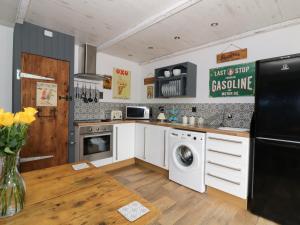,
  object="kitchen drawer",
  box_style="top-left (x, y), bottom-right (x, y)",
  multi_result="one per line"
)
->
top-left (205, 162), bottom-right (242, 184)
top-left (206, 150), bottom-right (242, 168)
top-left (205, 172), bottom-right (246, 199)
top-left (206, 133), bottom-right (248, 157)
